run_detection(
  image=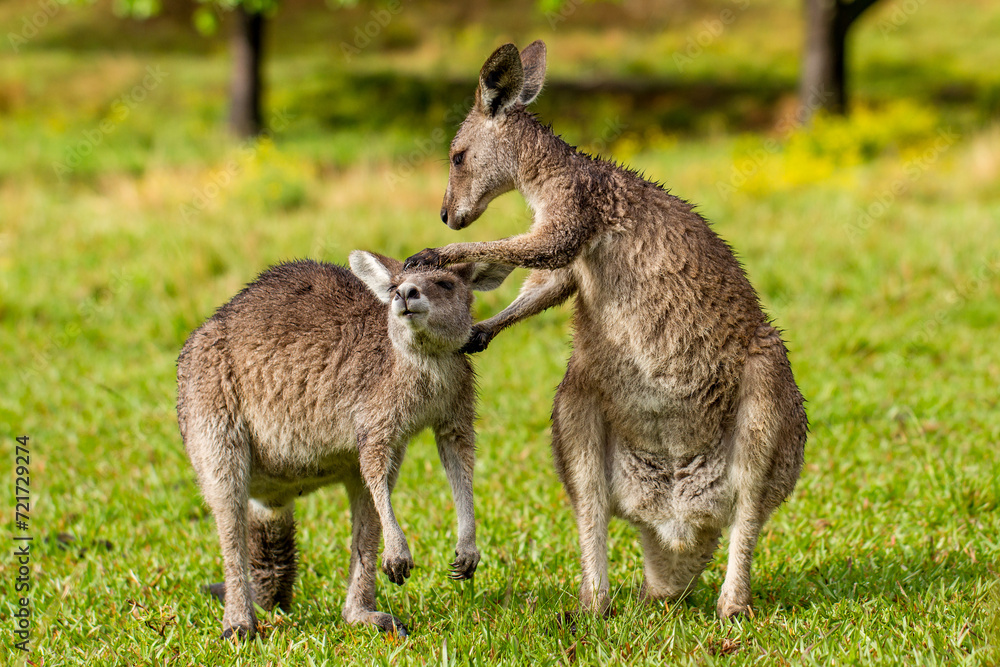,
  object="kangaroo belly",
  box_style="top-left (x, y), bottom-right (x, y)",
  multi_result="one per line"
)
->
top-left (240, 402), bottom-right (363, 504)
top-left (248, 453), bottom-right (361, 508)
top-left (576, 332), bottom-right (740, 539)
